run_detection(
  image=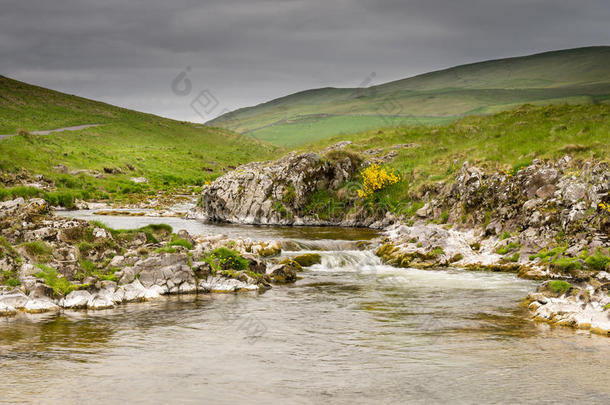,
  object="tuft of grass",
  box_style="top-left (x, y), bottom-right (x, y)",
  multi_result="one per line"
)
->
top-left (551, 257), bottom-right (583, 273)
top-left (548, 280), bottom-right (572, 295)
top-left (584, 252), bottom-right (610, 271)
top-left (529, 246), bottom-right (566, 261)
top-left (154, 246), bottom-right (178, 254)
top-left (168, 235), bottom-right (193, 250)
top-left (78, 241), bottom-right (94, 255)
top-left (430, 247), bottom-right (445, 257)
top-left (496, 242), bottom-right (520, 255)
top-left (21, 241), bottom-right (53, 262)
top-left (204, 247), bottom-right (249, 271)
top-left (35, 264), bottom-right (88, 296)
